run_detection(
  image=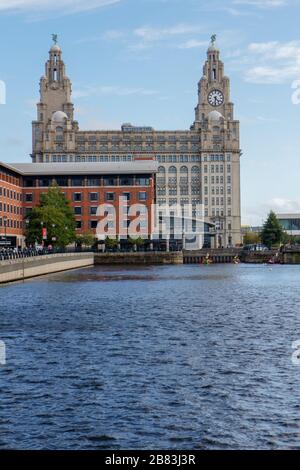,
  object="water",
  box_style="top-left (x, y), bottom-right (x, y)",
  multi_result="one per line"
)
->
top-left (0, 264), bottom-right (300, 450)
